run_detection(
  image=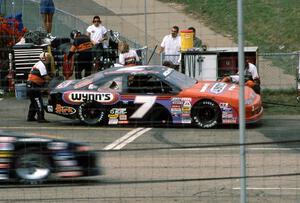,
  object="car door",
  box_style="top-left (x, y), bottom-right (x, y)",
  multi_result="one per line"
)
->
top-left (120, 73), bottom-right (176, 124)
